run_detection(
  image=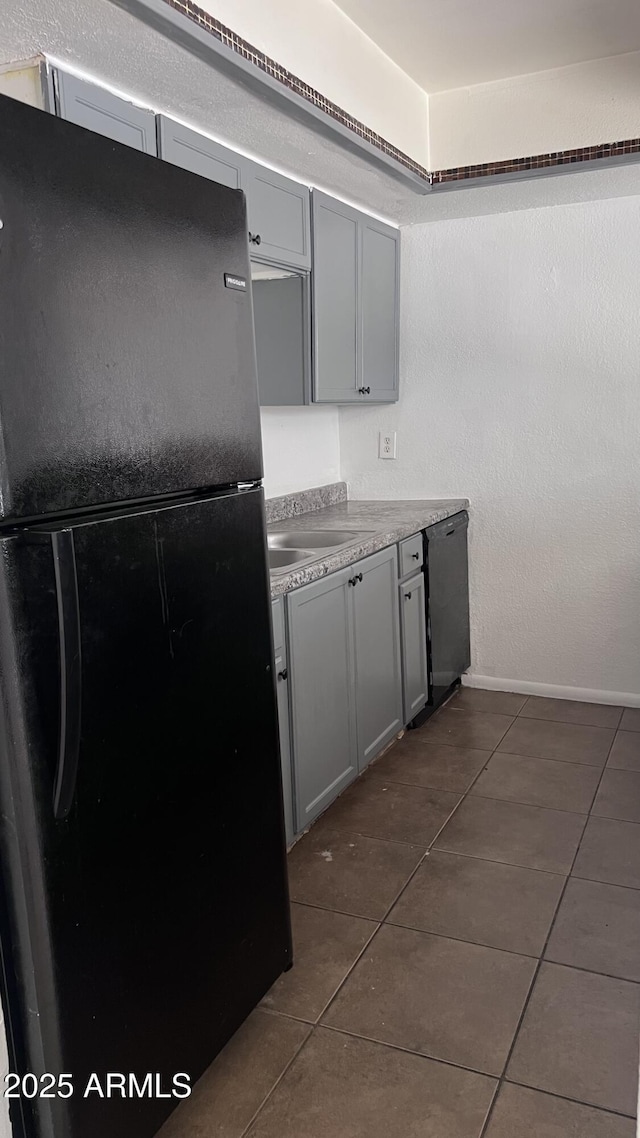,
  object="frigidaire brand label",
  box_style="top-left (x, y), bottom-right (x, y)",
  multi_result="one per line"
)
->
top-left (224, 273), bottom-right (247, 292)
